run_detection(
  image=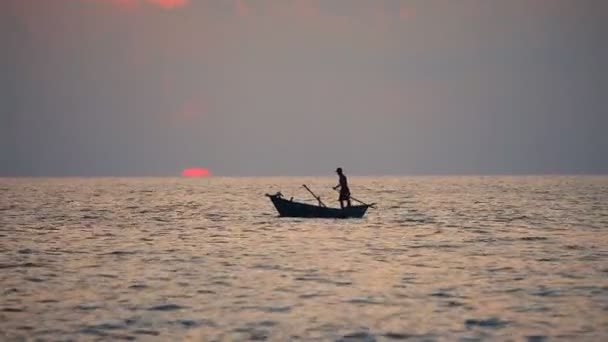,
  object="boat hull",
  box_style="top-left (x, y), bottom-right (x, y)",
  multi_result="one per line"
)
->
top-left (266, 193), bottom-right (370, 219)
